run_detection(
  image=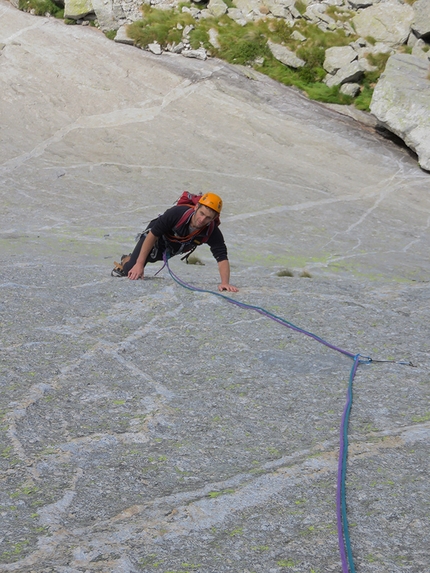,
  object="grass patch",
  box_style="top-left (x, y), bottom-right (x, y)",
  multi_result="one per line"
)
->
top-left (276, 268), bottom-right (294, 277)
top-left (352, 52), bottom-right (390, 111)
top-left (412, 412), bottom-right (430, 423)
top-left (104, 29), bottom-right (117, 40)
top-left (127, 5), bottom-right (195, 48)
top-left (294, 0), bottom-right (307, 15)
top-left (354, 86), bottom-right (373, 111)
top-left (19, 0), bottom-right (63, 17)
top-left (277, 559), bottom-right (296, 567)
top-left (184, 254), bottom-right (204, 265)
top-left (326, 5), bottom-right (356, 22)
